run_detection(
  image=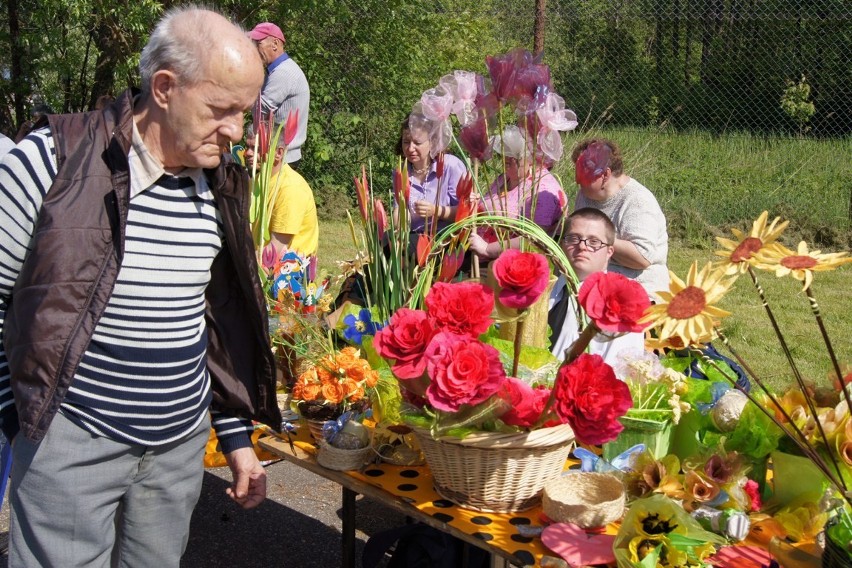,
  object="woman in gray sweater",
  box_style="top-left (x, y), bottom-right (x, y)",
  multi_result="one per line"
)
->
top-left (571, 138), bottom-right (669, 301)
